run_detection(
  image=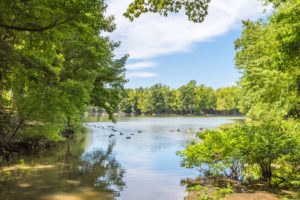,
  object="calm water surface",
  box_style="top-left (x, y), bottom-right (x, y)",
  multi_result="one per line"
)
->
top-left (0, 117), bottom-right (242, 200)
